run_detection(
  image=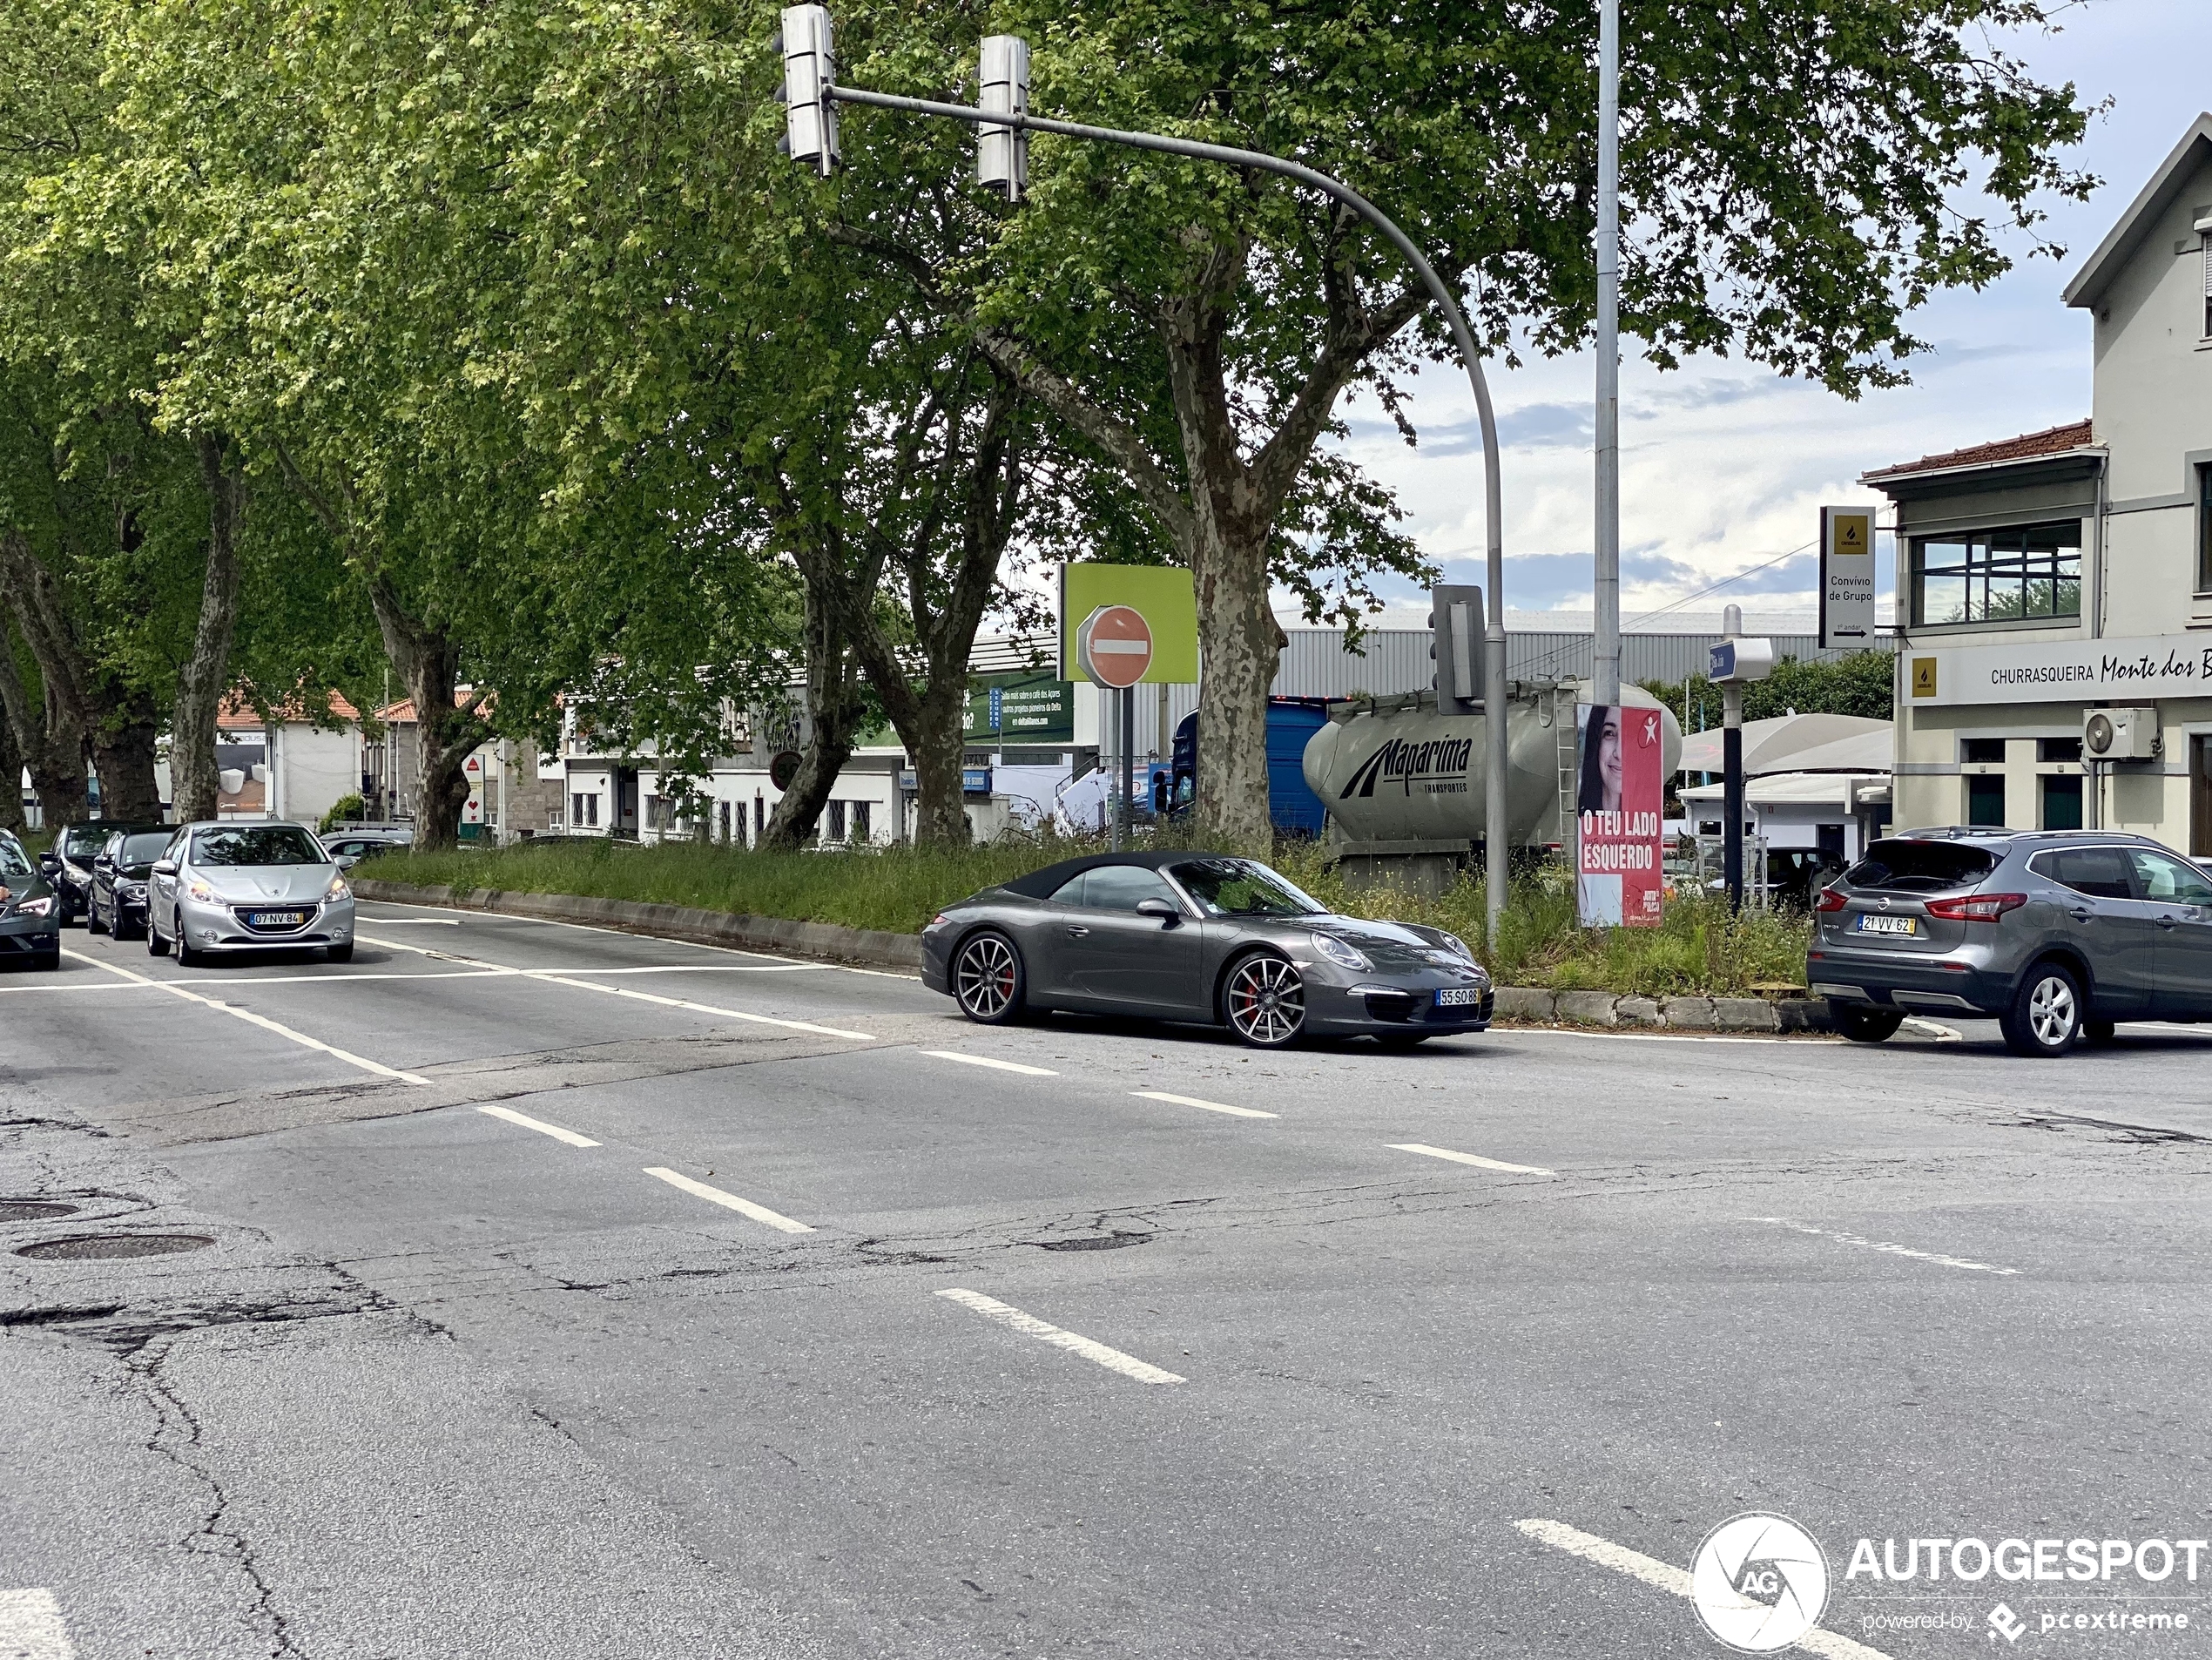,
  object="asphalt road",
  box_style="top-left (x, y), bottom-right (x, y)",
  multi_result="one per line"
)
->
top-left (7, 902), bottom-right (2212, 1659)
